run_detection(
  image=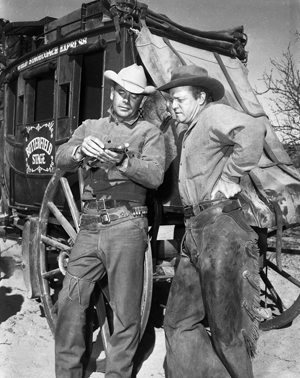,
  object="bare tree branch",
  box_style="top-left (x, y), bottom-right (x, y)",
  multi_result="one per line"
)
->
top-left (255, 33), bottom-right (300, 166)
